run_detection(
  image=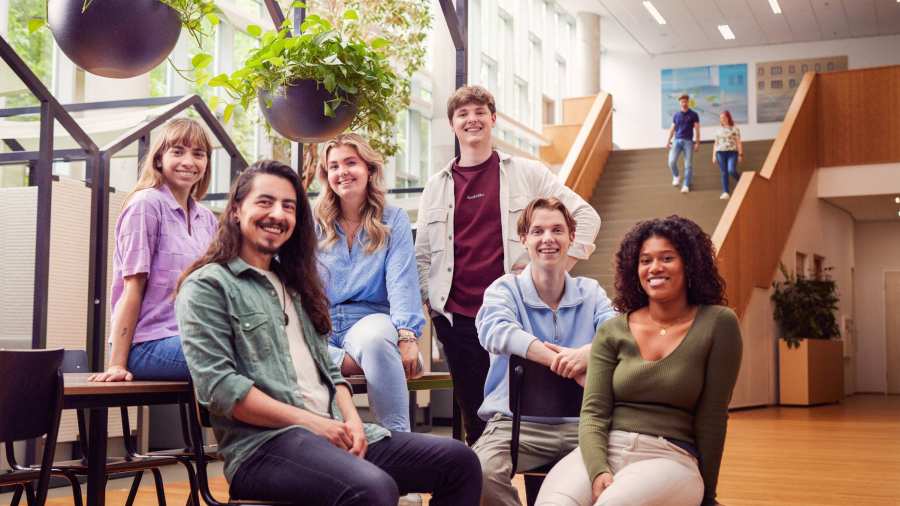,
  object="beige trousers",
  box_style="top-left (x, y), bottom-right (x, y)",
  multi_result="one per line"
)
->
top-left (472, 414), bottom-right (580, 506)
top-left (535, 430), bottom-right (704, 506)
